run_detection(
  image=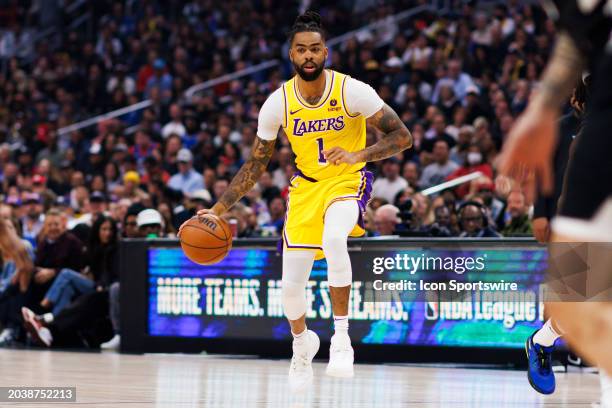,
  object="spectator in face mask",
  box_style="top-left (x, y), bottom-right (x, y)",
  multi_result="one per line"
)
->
top-left (445, 144), bottom-right (493, 199)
